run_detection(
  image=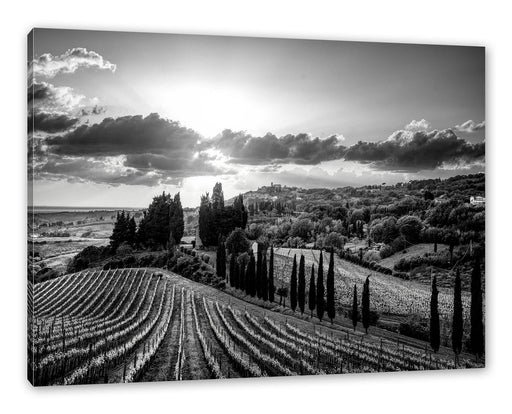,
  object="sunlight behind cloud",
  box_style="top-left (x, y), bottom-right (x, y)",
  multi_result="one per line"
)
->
top-left (159, 81), bottom-right (272, 137)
